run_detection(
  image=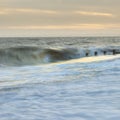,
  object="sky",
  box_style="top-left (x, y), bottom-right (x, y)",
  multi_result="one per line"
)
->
top-left (0, 0), bottom-right (120, 37)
